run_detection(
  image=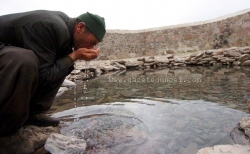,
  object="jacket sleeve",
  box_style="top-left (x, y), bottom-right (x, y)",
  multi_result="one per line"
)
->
top-left (16, 19), bottom-right (74, 85)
